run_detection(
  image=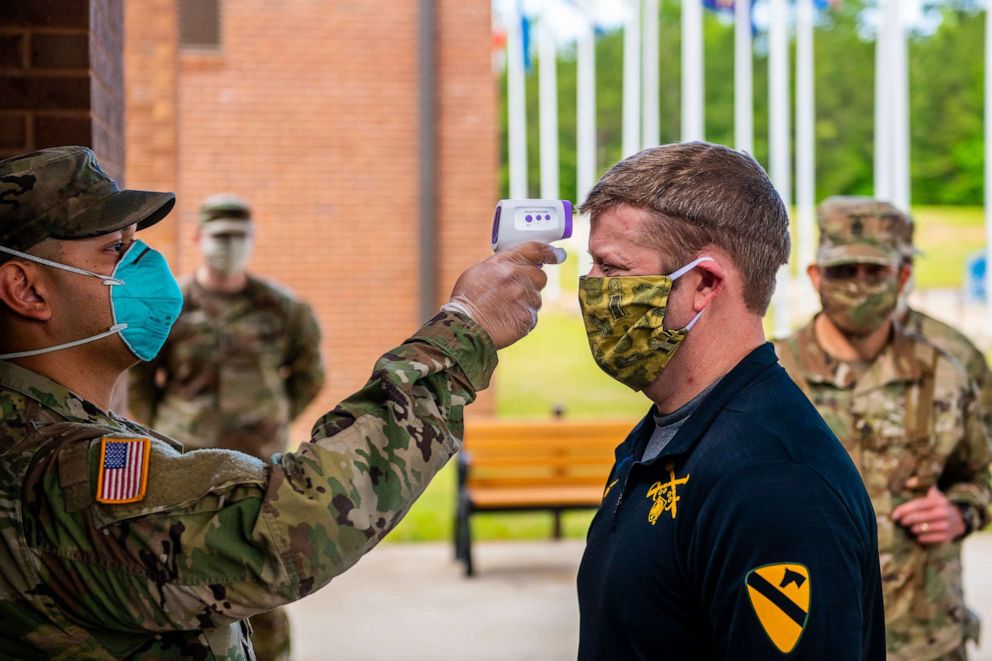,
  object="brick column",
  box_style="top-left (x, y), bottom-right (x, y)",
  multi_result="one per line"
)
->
top-left (123, 0), bottom-right (179, 263)
top-left (0, 0), bottom-right (125, 180)
top-left (437, 0), bottom-right (498, 416)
